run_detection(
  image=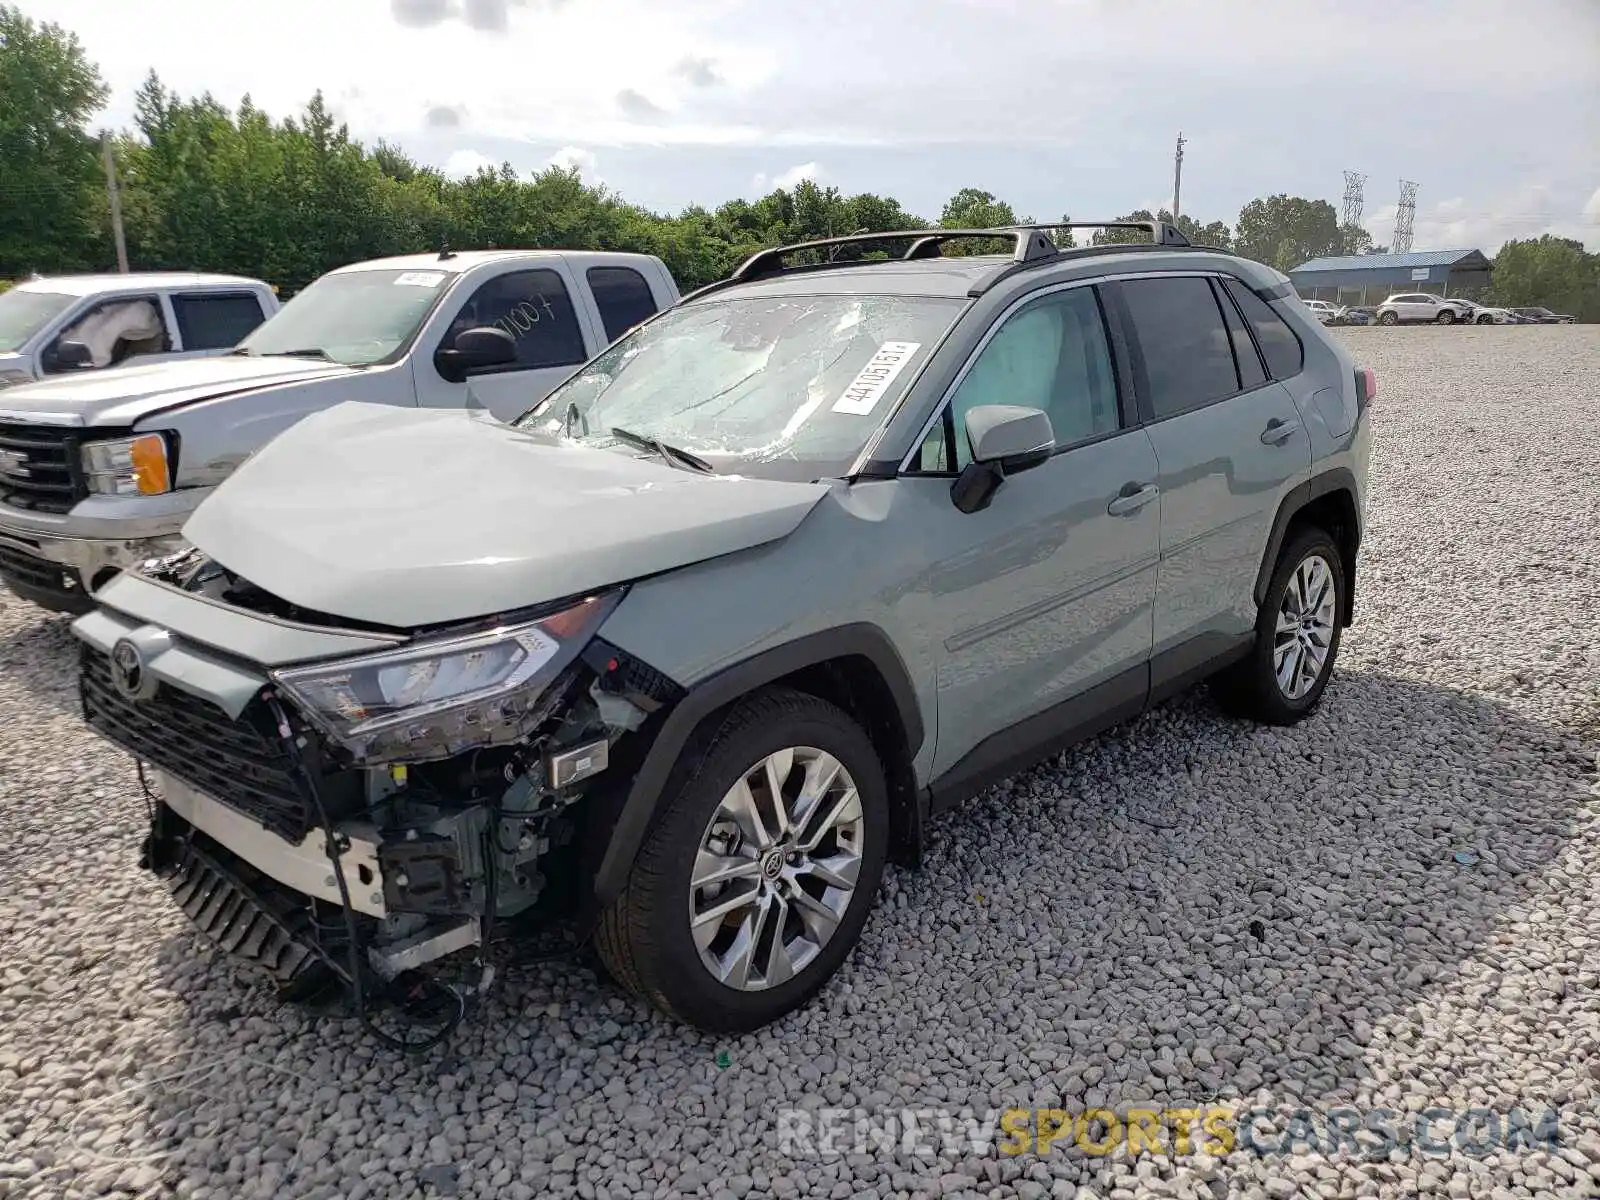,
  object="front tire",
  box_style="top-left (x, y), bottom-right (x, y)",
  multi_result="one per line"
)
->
top-left (1212, 528), bottom-right (1345, 725)
top-left (1436, 310), bottom-right (1456, 324)
top-left (596, 687), bottom-right (889, 1032)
